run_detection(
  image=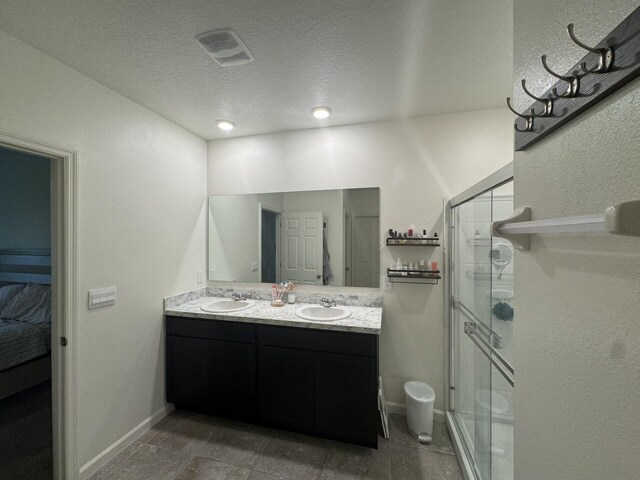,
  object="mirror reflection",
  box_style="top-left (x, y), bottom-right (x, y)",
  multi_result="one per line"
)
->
top-left (208, 188), bottom-right (380, 287)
